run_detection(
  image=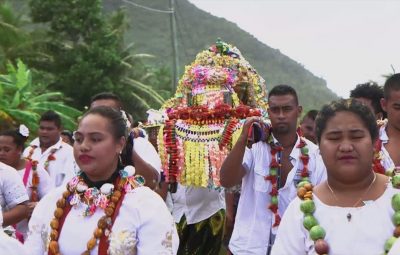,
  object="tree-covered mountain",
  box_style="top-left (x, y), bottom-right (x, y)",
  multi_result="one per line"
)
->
top-left (13, 0), bottom-right (338, 112)
top-left (104, 0), bottom-right (339, 111)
